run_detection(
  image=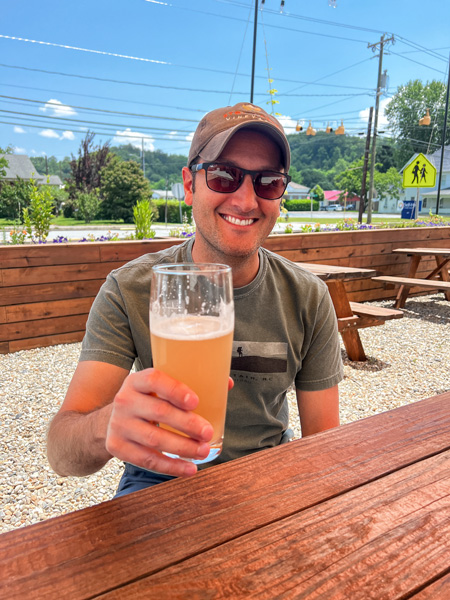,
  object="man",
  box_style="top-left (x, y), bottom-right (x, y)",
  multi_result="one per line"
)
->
top-left (47, 102), bottom-right (343, 497)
